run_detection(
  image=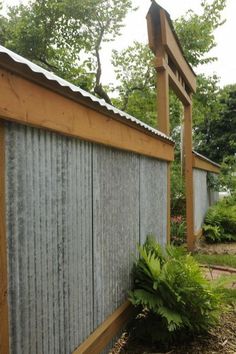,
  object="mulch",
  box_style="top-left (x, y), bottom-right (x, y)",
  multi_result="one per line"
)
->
top-left (110, 264), bottom-right (236, 354)
top-left (110, 307), bottom-right (236, 354)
